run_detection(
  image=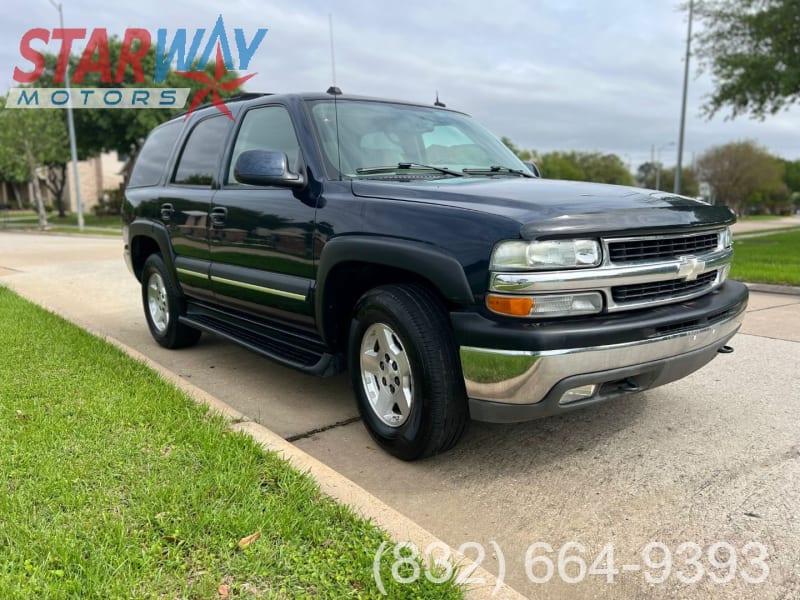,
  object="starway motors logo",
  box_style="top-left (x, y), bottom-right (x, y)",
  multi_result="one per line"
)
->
top-left (6, 15), bottom-right (266, 118)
